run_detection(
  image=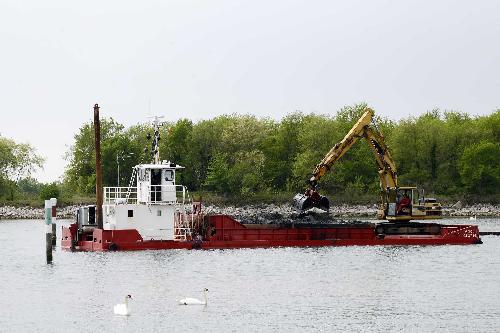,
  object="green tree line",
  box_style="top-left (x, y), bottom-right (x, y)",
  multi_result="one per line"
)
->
top-left (0, 134), bottom-right (46, 202)
top-left (62, 104), bottom-right (500, 203)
